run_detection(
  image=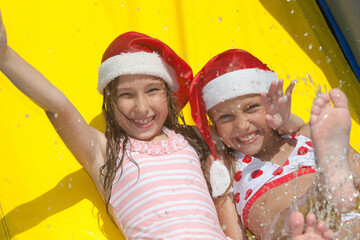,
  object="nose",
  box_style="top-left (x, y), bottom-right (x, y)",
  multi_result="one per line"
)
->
top-left (234, 116), bottom-right (249, 131)
top-left (134, 94), bottom-right (149, 113)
